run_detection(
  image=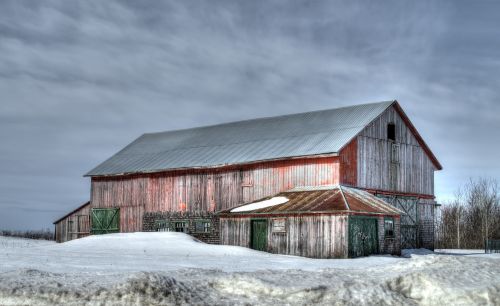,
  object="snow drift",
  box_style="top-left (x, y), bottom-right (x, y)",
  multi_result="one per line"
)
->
top-left (0, 233), bottom-right (499, 305)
